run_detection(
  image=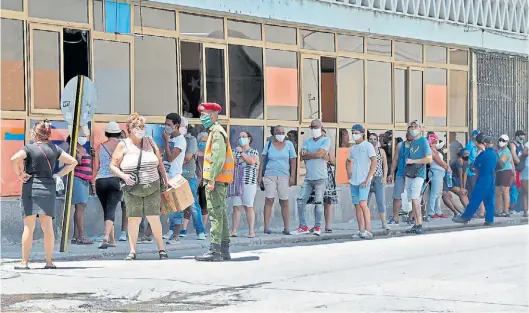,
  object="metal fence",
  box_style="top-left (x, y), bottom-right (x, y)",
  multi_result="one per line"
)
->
top-left (473, 50), bottom-right (528, 139)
